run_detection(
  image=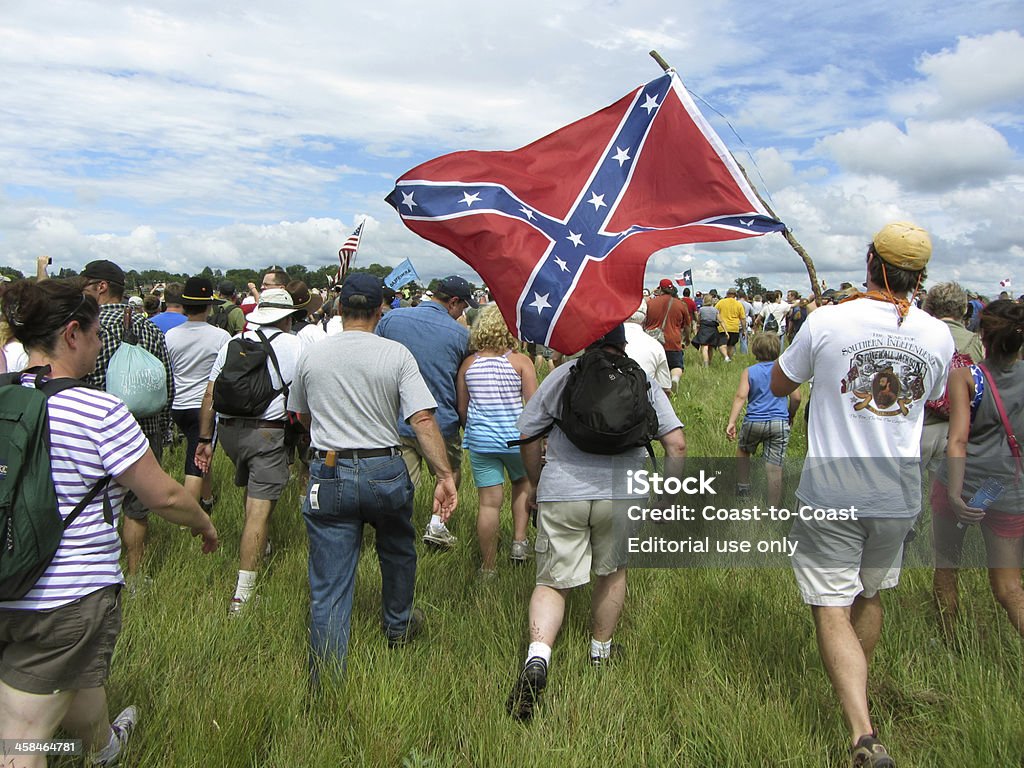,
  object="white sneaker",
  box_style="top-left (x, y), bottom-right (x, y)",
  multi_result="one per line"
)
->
top-left (91, 705), bottom-right (138, 766)
top-left (423, 522), bottom-right (457, 550)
